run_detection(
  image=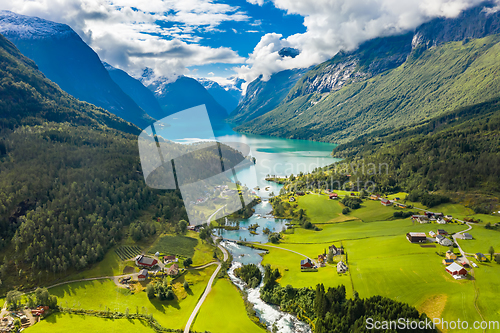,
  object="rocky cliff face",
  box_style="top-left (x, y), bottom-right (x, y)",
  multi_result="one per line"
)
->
top-left (285, 3), bottom-right (500, 103)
